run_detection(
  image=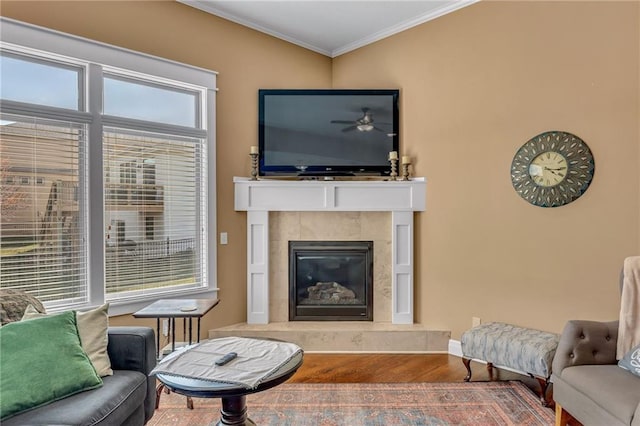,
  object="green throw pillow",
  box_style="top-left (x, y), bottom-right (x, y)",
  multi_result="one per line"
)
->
top-left (0, 311), bottom-right (103, 420)
top-left (619, 343), bottom-right (640, 377)
top-left (22, 303), bottom-right (113, 376)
